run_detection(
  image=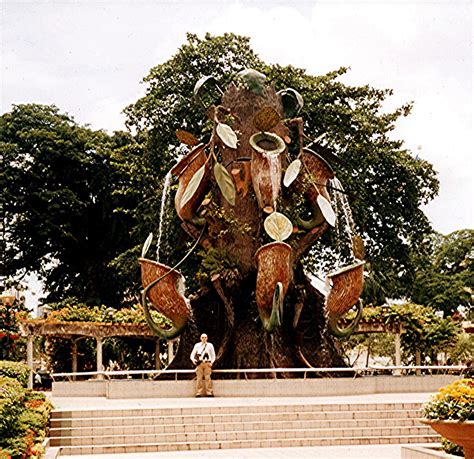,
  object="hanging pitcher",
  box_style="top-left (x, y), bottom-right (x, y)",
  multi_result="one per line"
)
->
top-left (249, 132), bottom-right (286, 211)
top-left (139, 258), bottom-right (190, 339)
top-left (325, 260), bottom-right (365, 338)
top-left (170, 143), bottom-right (210, 224)
top-left (296, 148), bottom-right (335, 229)
top-left (255, 242), bottom-right (292, 332)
